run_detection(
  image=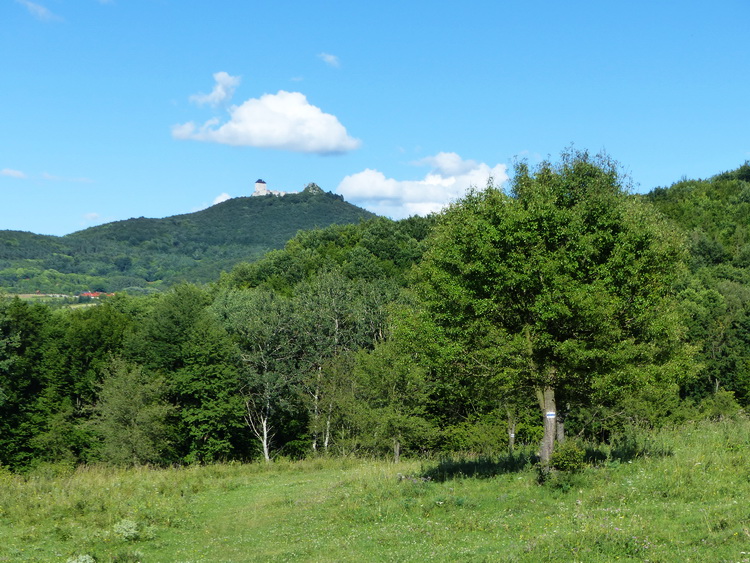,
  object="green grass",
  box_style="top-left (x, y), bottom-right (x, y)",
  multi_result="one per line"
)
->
top-left (2, 418), bottom-right (750, 562)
